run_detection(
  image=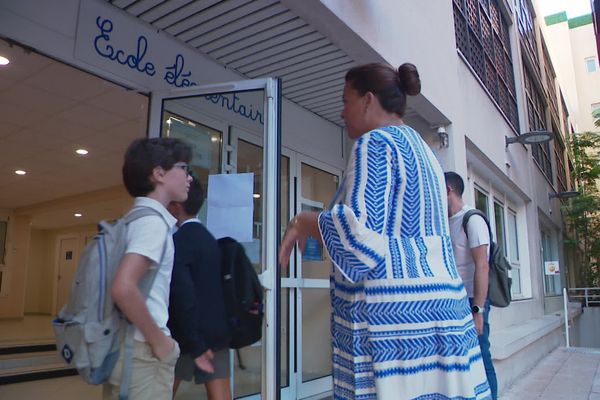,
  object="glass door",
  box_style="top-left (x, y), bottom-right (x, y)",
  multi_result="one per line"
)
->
top-left (294, 156), bottom-right (340, 398)
top-left (149, 79), bottom-right (281, 400)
